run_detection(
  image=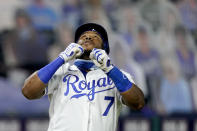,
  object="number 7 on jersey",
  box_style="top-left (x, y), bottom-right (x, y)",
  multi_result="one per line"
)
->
top-left (103, 96), bottom-right (114, 116)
